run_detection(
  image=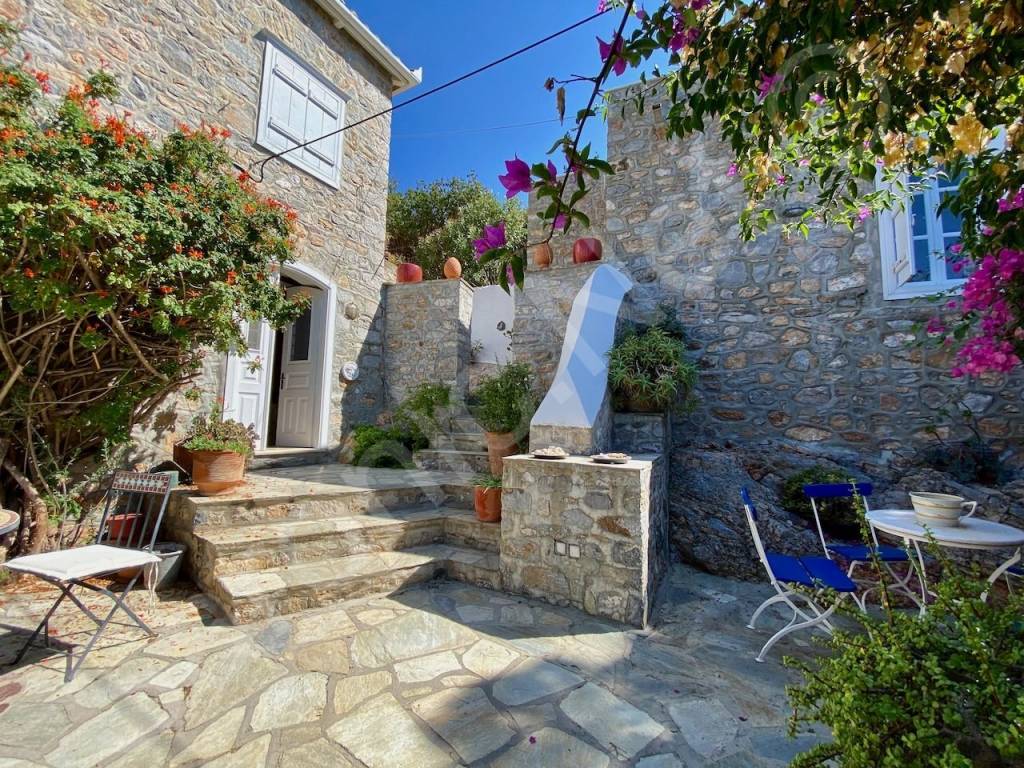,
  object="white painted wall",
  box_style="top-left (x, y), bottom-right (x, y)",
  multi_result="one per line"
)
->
top-left (470, 284), bottom-right (515, 365)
